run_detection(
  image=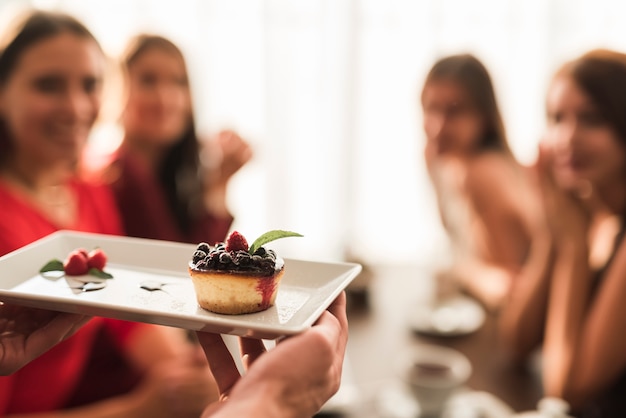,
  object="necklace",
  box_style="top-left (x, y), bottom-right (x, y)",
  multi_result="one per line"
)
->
top-left (0, 168), bottom-right (76, 226)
